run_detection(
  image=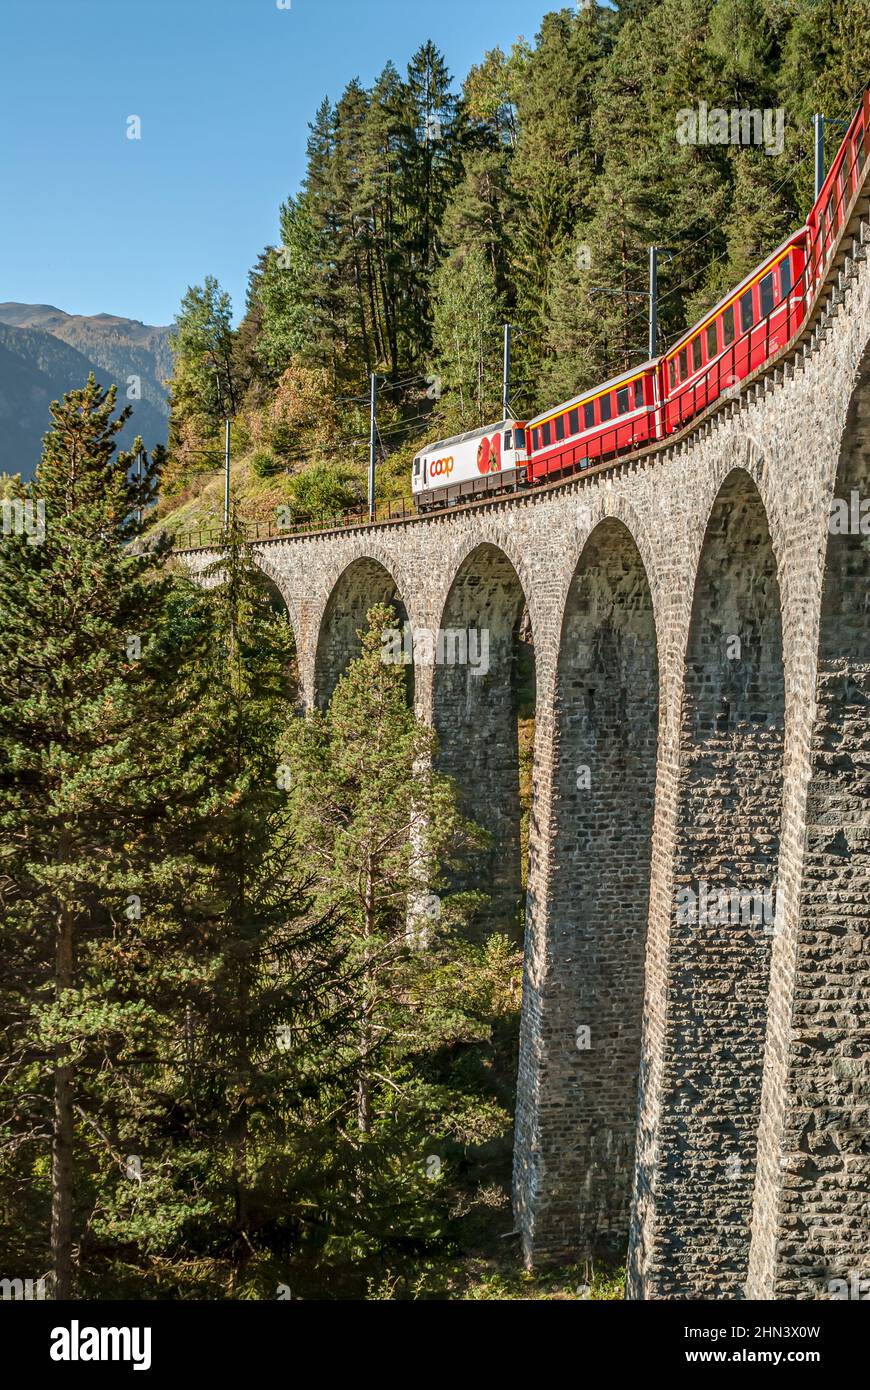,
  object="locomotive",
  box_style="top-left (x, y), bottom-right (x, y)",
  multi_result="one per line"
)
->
top-left (413, 88), bottom-right (870, 512)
